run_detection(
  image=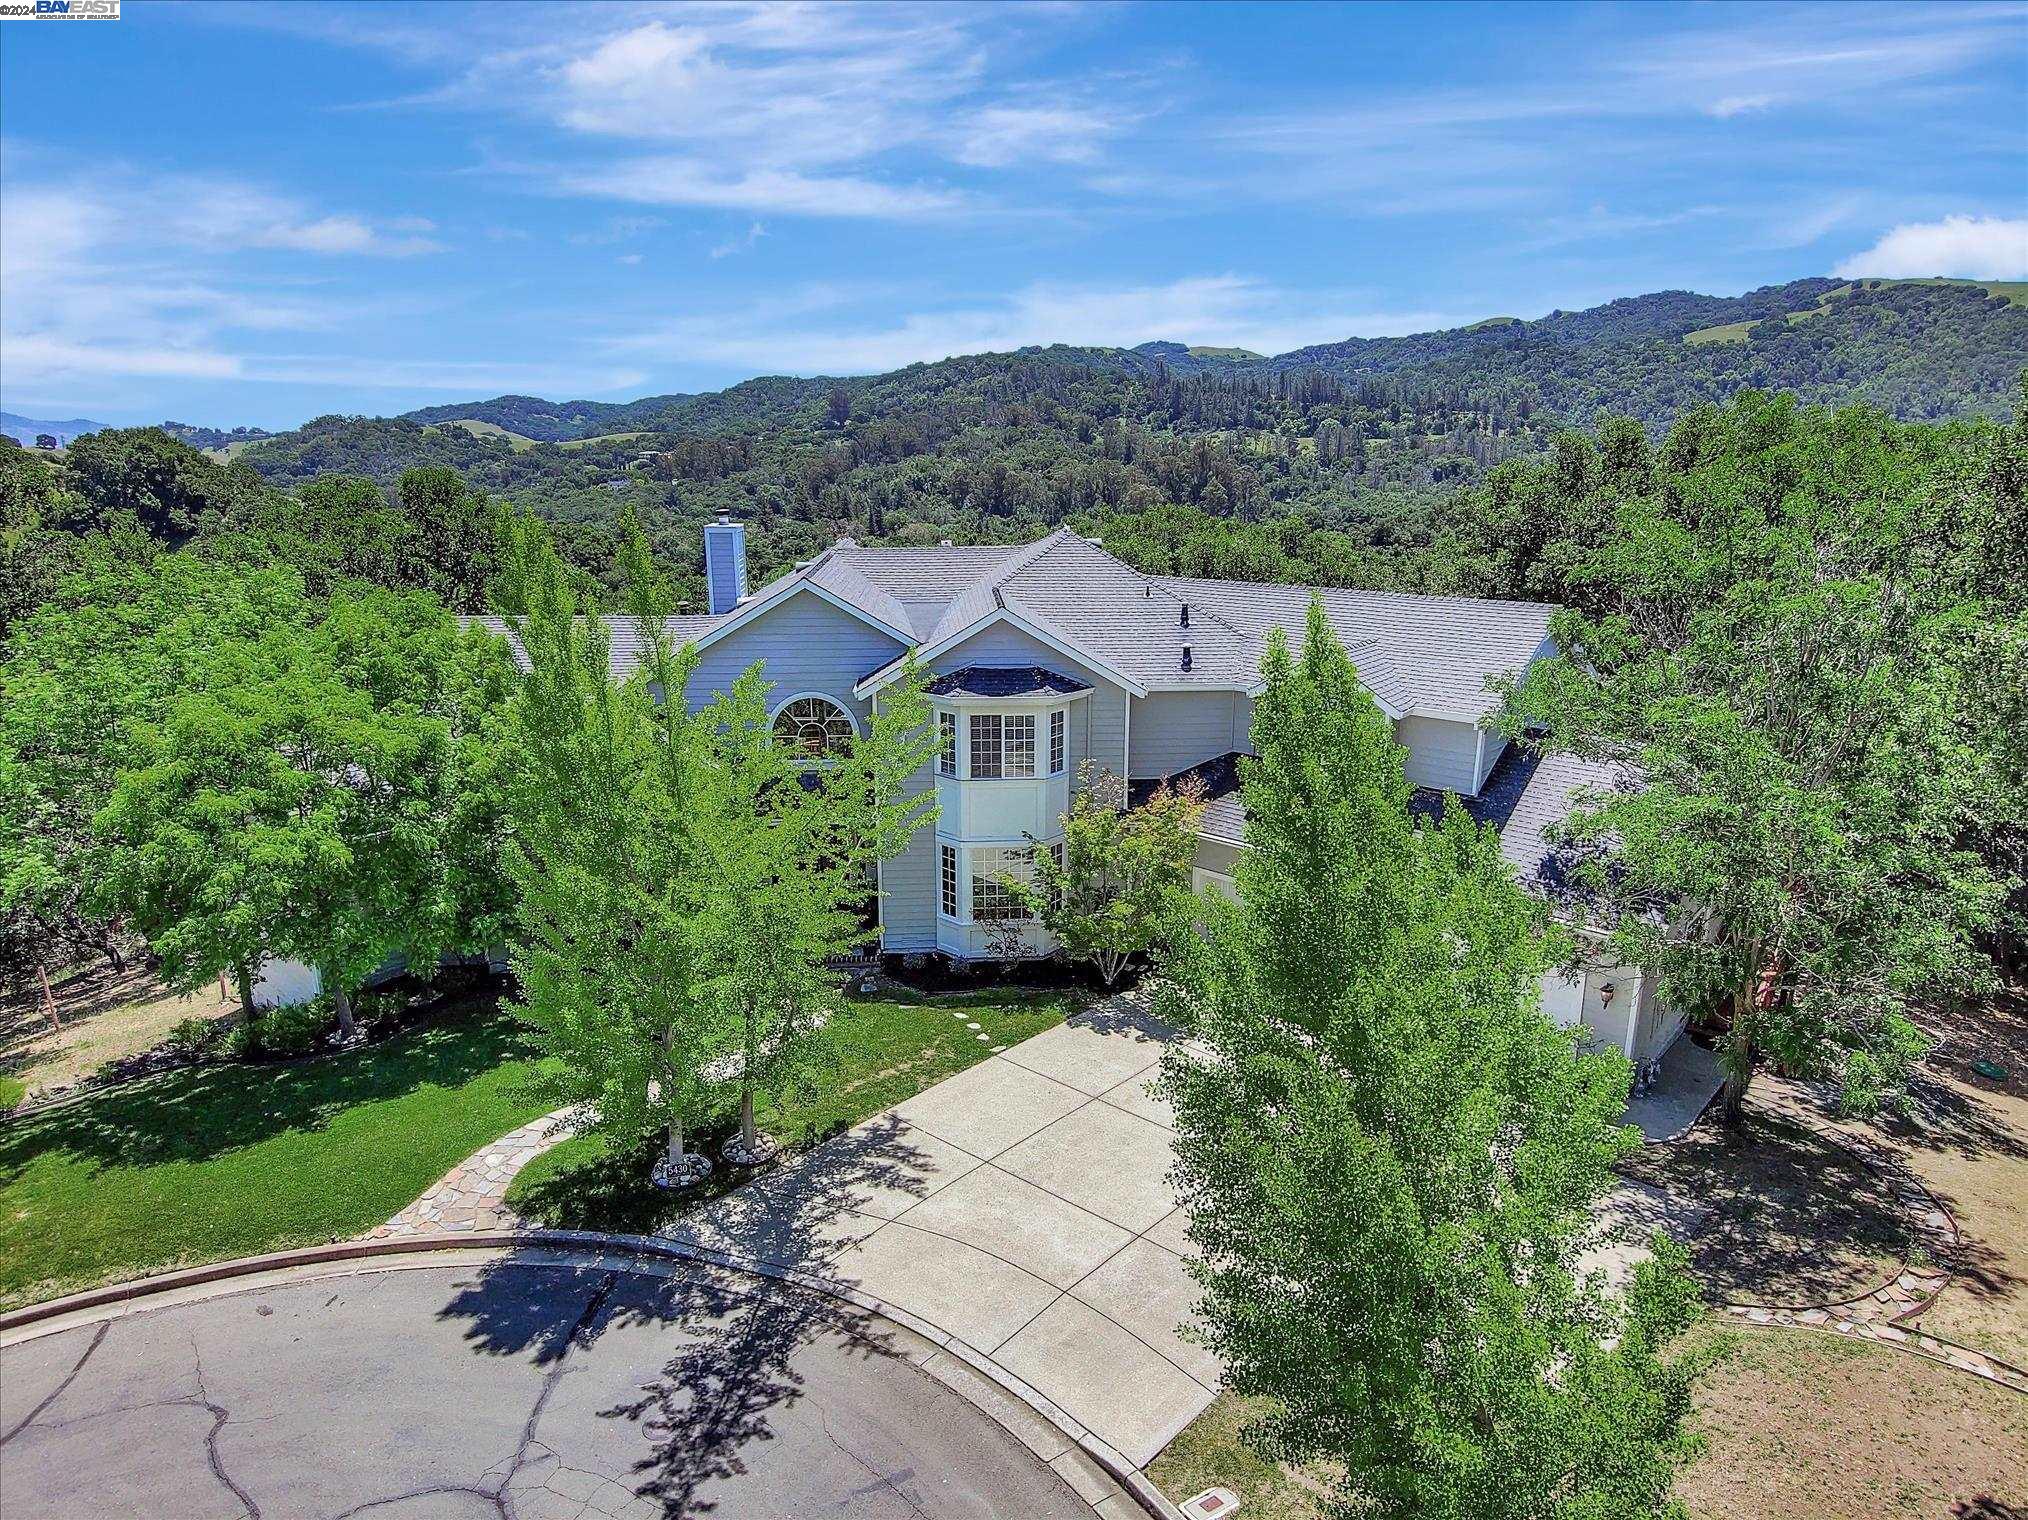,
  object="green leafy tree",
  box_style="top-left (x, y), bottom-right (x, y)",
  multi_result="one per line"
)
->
top-left (682, 657), bottom-right (937, 1160)
top-left (1015, 761), bottom-right (1203, 988)
top-left (1496, 391), bottom-right (2013, 1120)
top-left (498, 514), bottom-right (729, 1183)
top-left (1, 552), bottom-right (310, 1001)
top-left (397, 466), bottom-right (503, 611)
top-left (98, 586), bottom-right (504, 1037)
top-left (1162, 601), bottom-right (1699, 1520)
